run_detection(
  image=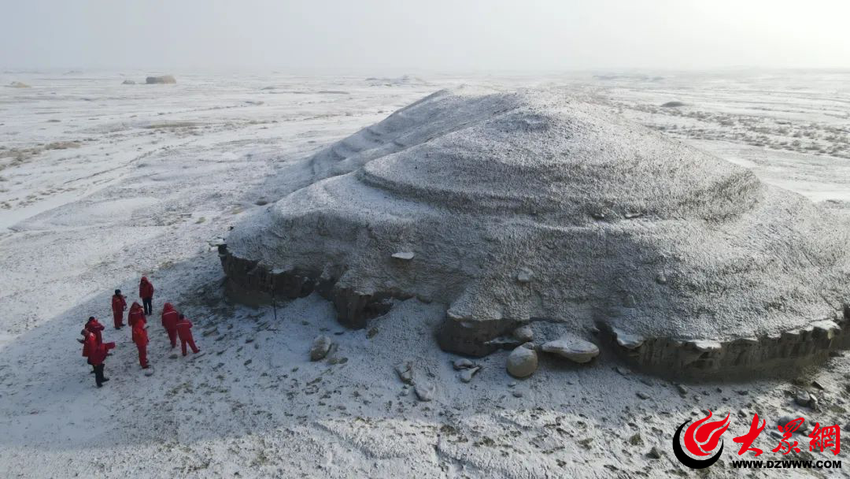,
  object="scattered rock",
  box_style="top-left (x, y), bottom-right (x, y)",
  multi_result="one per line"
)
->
top-left (778, 415), bottom-right (809, 434)
top-left (459, 366), bottom-right (481, 383)
top-left (7, 81), bottom-right (30, 88)
top-left (636, 392), bottom-right (650, 400)
top-left (414, 383), bottom-right (434, 402)
top-left (660, 101), bottom-right (686, 108)
top-left (395, 361), bottom-right (414, 385)
top-left (512, 390), bottom-right (523, 398)
top-left (615, 366), bottom-right (631, 376)
top-left (655, 272), bottom-right (667, 284)
top-left (516, 268), bottom-right (533, 283)
top-left (795, 390), bottom-right (814, 408)
top-left (811, 380), bottom-right (825, 391)
top-left (506, 343), bottom-right (538, 378)
top-left (146, 75), bottom-right (176, 84)
top-left (328, 356), bottom-right (348, 365)
top-left (391, 251), bottom-right (414, 261)
top-left (541, 336), bottom-right (599, 364)
top-left (647, 446), bottom-right (663, 459)
top-left (309, 335), bottom-right (332, 361)
top-left (512, 325), bottom-right (534, 342)
top-left (628, 433), bottom-right (643, 446)
top-left (366, 327), bottom-right (379, 339)
top-left (122, 80), bottom-right (136, 85)
top-left (453, 358), bottom-right (474, 370)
